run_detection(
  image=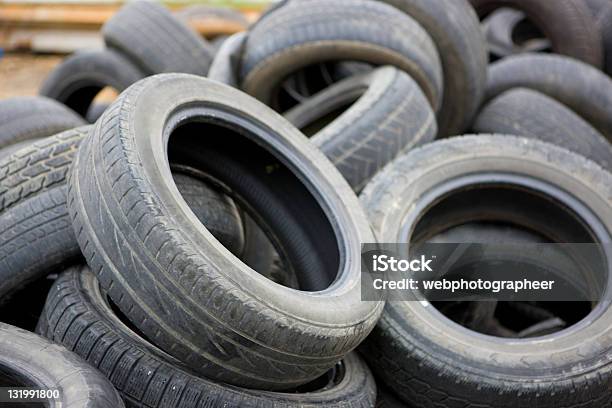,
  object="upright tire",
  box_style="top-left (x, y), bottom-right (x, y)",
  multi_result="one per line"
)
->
top-left (68, 74), bottom-right (382, 389)
top-left (485, 54), bottom-right (612, 141)
top-left (0, 322), bottom-right (124, 407)
top-left (239, 0), bottom-right (443, 112)
top-left (0, 96), bottom-right (85, 149)
top-left (469, 0), bottom-right (603, 67)
top-left (285, 66), bottom-right (437, 191)
top-left (473, 88), bottom-right (612, 171)
top-left (38, 267), bottom-right (377, 408)
top-left (360, 135), bottom-right (612, 407)
top-left (102, 1), bottom-right (214, 75)
top-left (40, 49), bottom-right (146, 118)
top-left (379, 0), bottom-right (487, 136)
